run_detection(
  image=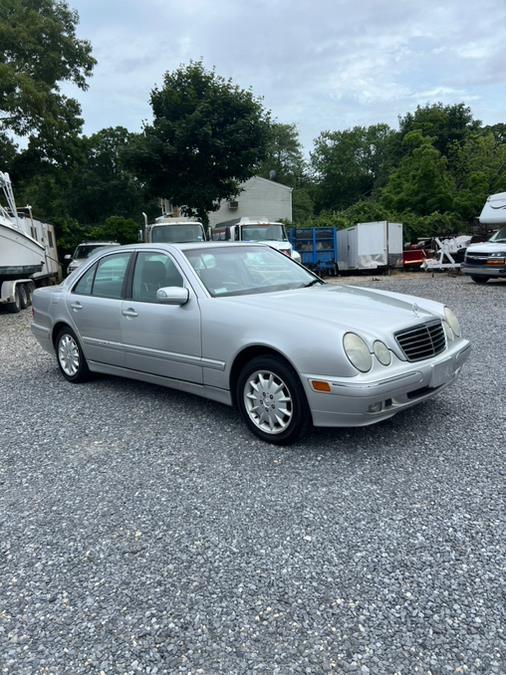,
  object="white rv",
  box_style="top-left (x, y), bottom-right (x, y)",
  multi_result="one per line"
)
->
top-left (211, 217), bottom-right (301, 262)
top-left (462, 193), bottom-right (506, 283)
